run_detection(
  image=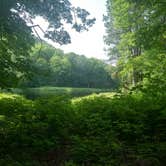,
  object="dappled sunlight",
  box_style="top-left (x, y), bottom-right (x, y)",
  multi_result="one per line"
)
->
top-left (0, 93), bottom-right (20, 100)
